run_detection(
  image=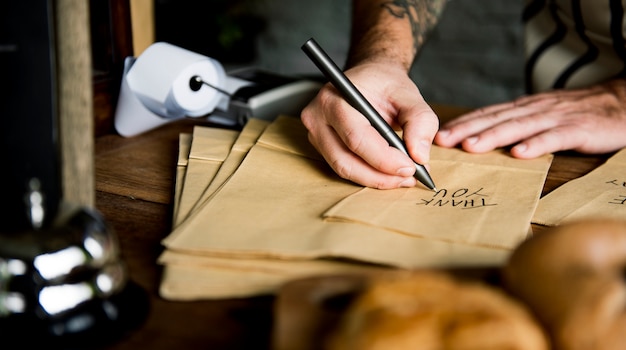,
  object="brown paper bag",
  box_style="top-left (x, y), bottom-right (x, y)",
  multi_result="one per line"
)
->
top-left (172, 133), bottom-right (192, 223)
top-left (324, 146), bottom-right (553, 249)
top-left (174, 126), bottom-right (239, 226)
top-left (533, 148), bottom-right (626, 225)
top-left (163, 116), bottom-right (514, 268)
top-left (188, 118), bottom-right (270, 216)
top-left (158, 250), bottom-right (386, 300)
